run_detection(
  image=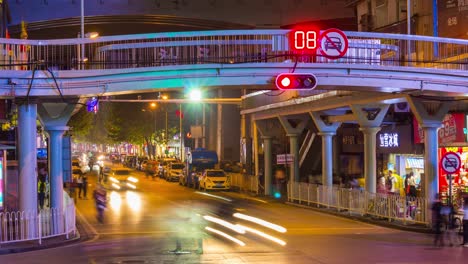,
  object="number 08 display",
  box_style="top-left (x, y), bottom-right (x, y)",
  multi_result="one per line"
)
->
top-left (293, 31), bottom-right (317, 50)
